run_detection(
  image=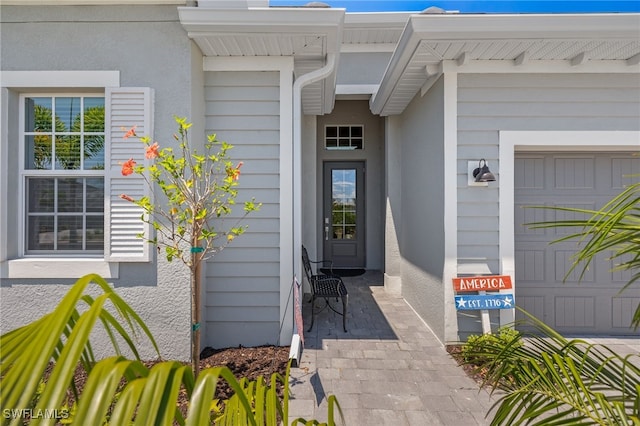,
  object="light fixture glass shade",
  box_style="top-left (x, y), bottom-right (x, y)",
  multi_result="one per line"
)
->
top-left (473, 159), bottom-right (496, 182)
